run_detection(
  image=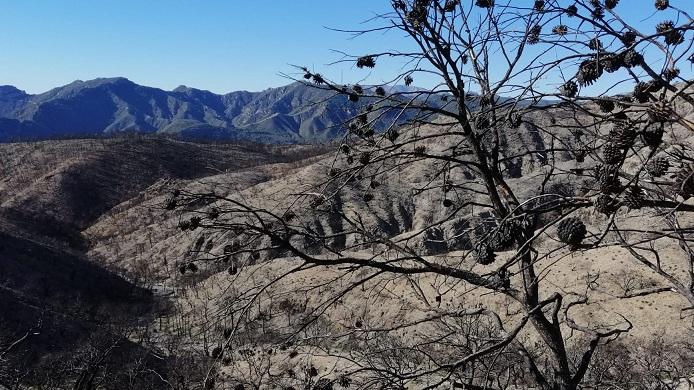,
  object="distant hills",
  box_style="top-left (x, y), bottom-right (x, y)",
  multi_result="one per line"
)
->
top-left (0, 78), bottom-right (422, 143)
